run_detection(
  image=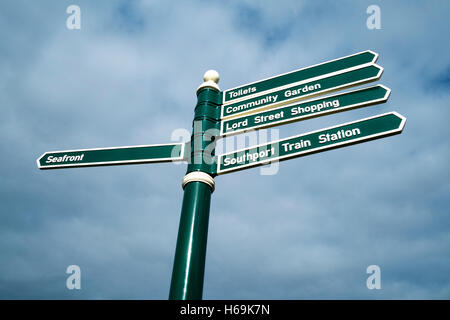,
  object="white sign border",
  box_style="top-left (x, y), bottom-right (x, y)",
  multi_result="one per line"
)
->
top-left (216, 111), bottom-right (406, 175)
top-left (37, 142), bottom-right (185, 169)
top-left (222, 50), bottom-right (379, 105)
top-left (220, 64), bottom-right (384, 119)
top-left (219, 84), bottom-right (391, 137)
